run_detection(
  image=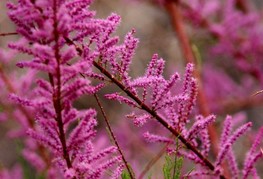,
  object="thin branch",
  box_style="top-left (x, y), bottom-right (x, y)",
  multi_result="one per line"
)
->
top-left (164, 1), bottom-right (231, 177)
top-left (165, 1), bottom-right (194, 64)
top-left (64, 37), bottom-right (226, 178)
top-left (252, 90), bottom-right (263, 97)
top-left (52, 0), bottom-right (72, 168)
top-left (0, 32), bottom-right (18, 37)
top-left (139, 142), bottom-right (169, 179)
top-left (93, 61), bottom-right (226, 179)
top-left (219, 96), bottom-right (263, 114)
top-left (164, 0), bottom-right (221, 159)
top-left (170, 1), bottom-right (263, 113)
top-left (94, 94), bottom-right (134, 179)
